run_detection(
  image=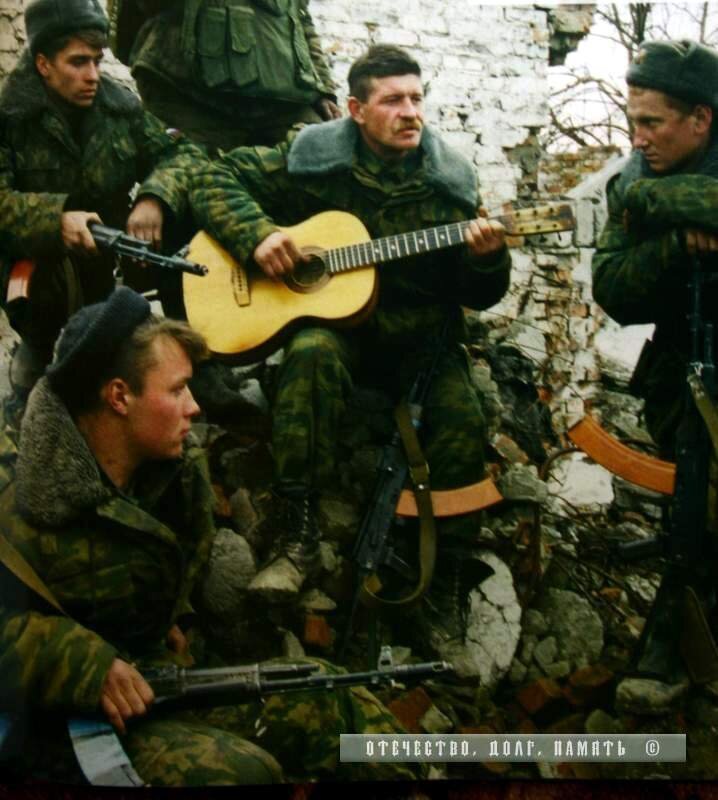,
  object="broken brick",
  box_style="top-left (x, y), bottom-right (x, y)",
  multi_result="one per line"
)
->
top-left (517, 678), bottom-right (563, 715)
top-left (388, 687), bottom-right (433, 733)
top-left (302, 614), bottom-right (333, 649)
